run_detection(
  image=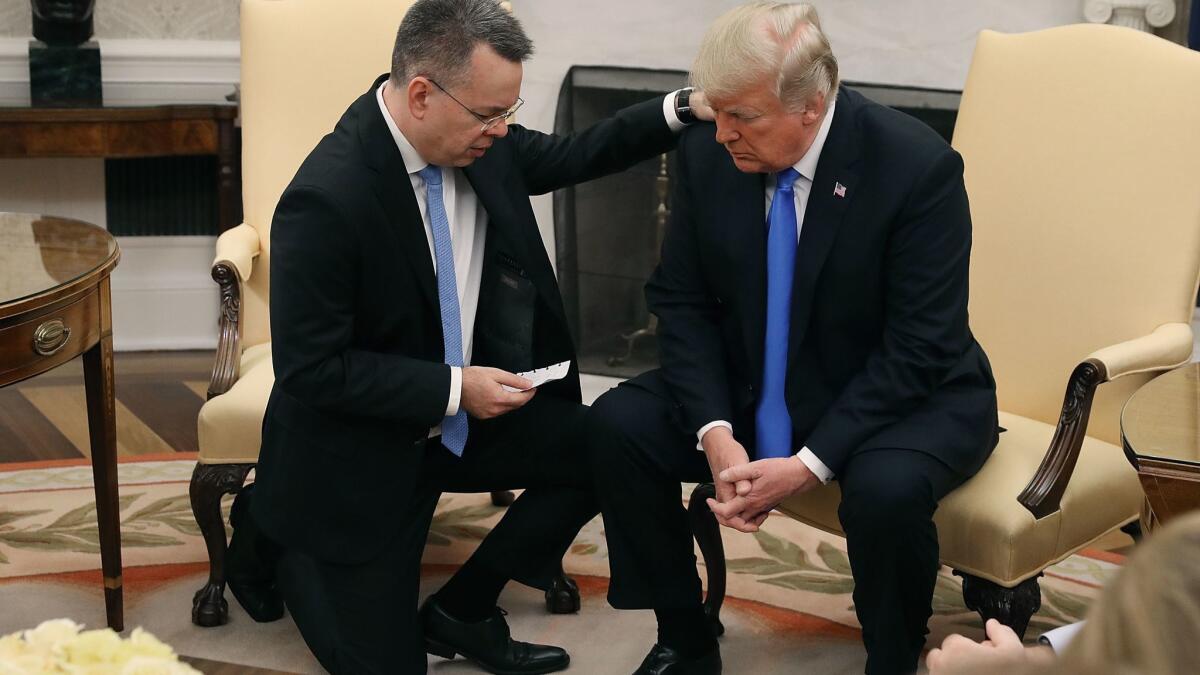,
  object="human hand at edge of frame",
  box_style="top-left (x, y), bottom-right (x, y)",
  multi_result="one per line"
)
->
top-left (689, 90), bottom-right (715, 122)
top-left (460, 366), bottom-right (535, 419)
top-left (926, 619), bottom-right (1054, 675)
top-left (708, 455), bottom-right (820, 533)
